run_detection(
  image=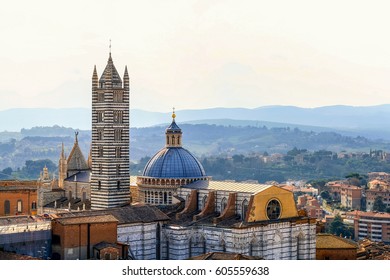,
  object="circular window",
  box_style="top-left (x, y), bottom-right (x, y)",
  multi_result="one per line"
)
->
top-left (266, 199), bottom-right (281, 220)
